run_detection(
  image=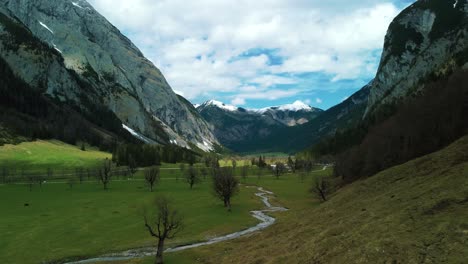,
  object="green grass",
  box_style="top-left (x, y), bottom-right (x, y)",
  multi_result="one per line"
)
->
top-left (0, 140), bottom-right (111, 172)
top-left (145, 135), bottom-right (468, 263)
top-left (0, 177), bottom-right (261, 264)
